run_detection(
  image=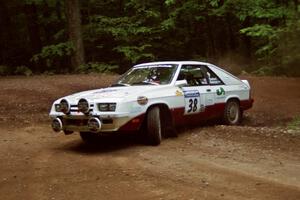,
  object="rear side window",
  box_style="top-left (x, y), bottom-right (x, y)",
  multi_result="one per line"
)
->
top-left (202, 66), bottom-right (224, 85)
top-left (177, 65), bottom-right (209, 86)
